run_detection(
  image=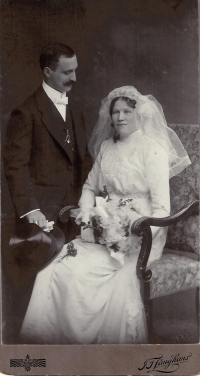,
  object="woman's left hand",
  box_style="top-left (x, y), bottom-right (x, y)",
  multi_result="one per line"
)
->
top-left (81, 227), bottom-right (96, 243)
